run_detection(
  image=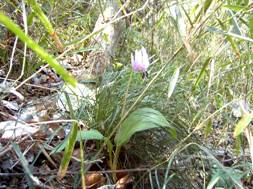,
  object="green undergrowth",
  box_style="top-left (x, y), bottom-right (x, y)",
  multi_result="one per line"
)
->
top-left (1, 0), bottom-right (253, 188)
